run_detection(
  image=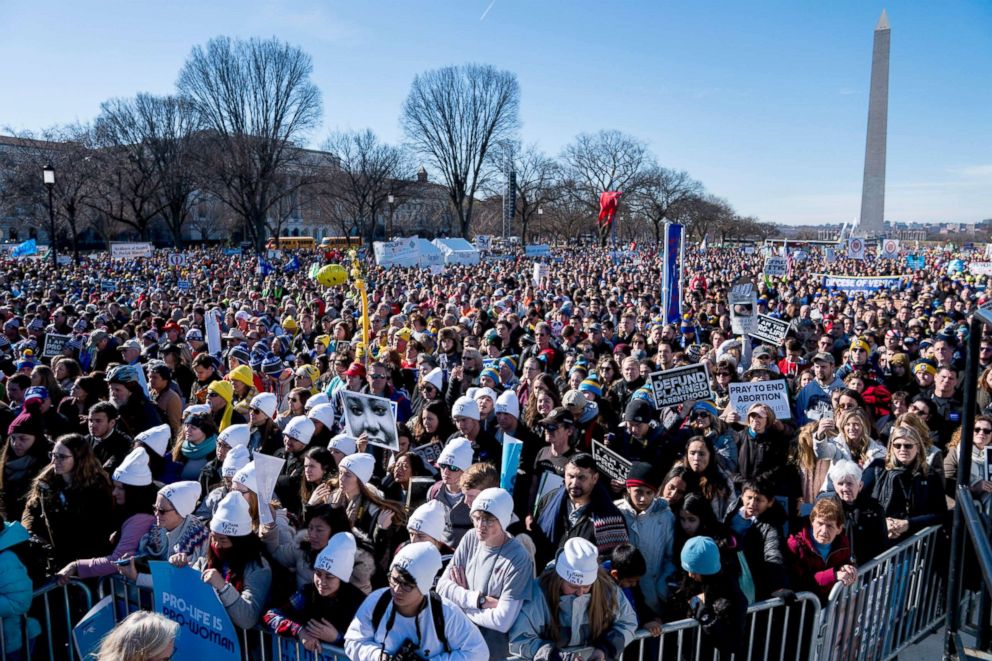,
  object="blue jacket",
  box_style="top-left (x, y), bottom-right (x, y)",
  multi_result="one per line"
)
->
top-left (0, 522), bottom-right (40, 651)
